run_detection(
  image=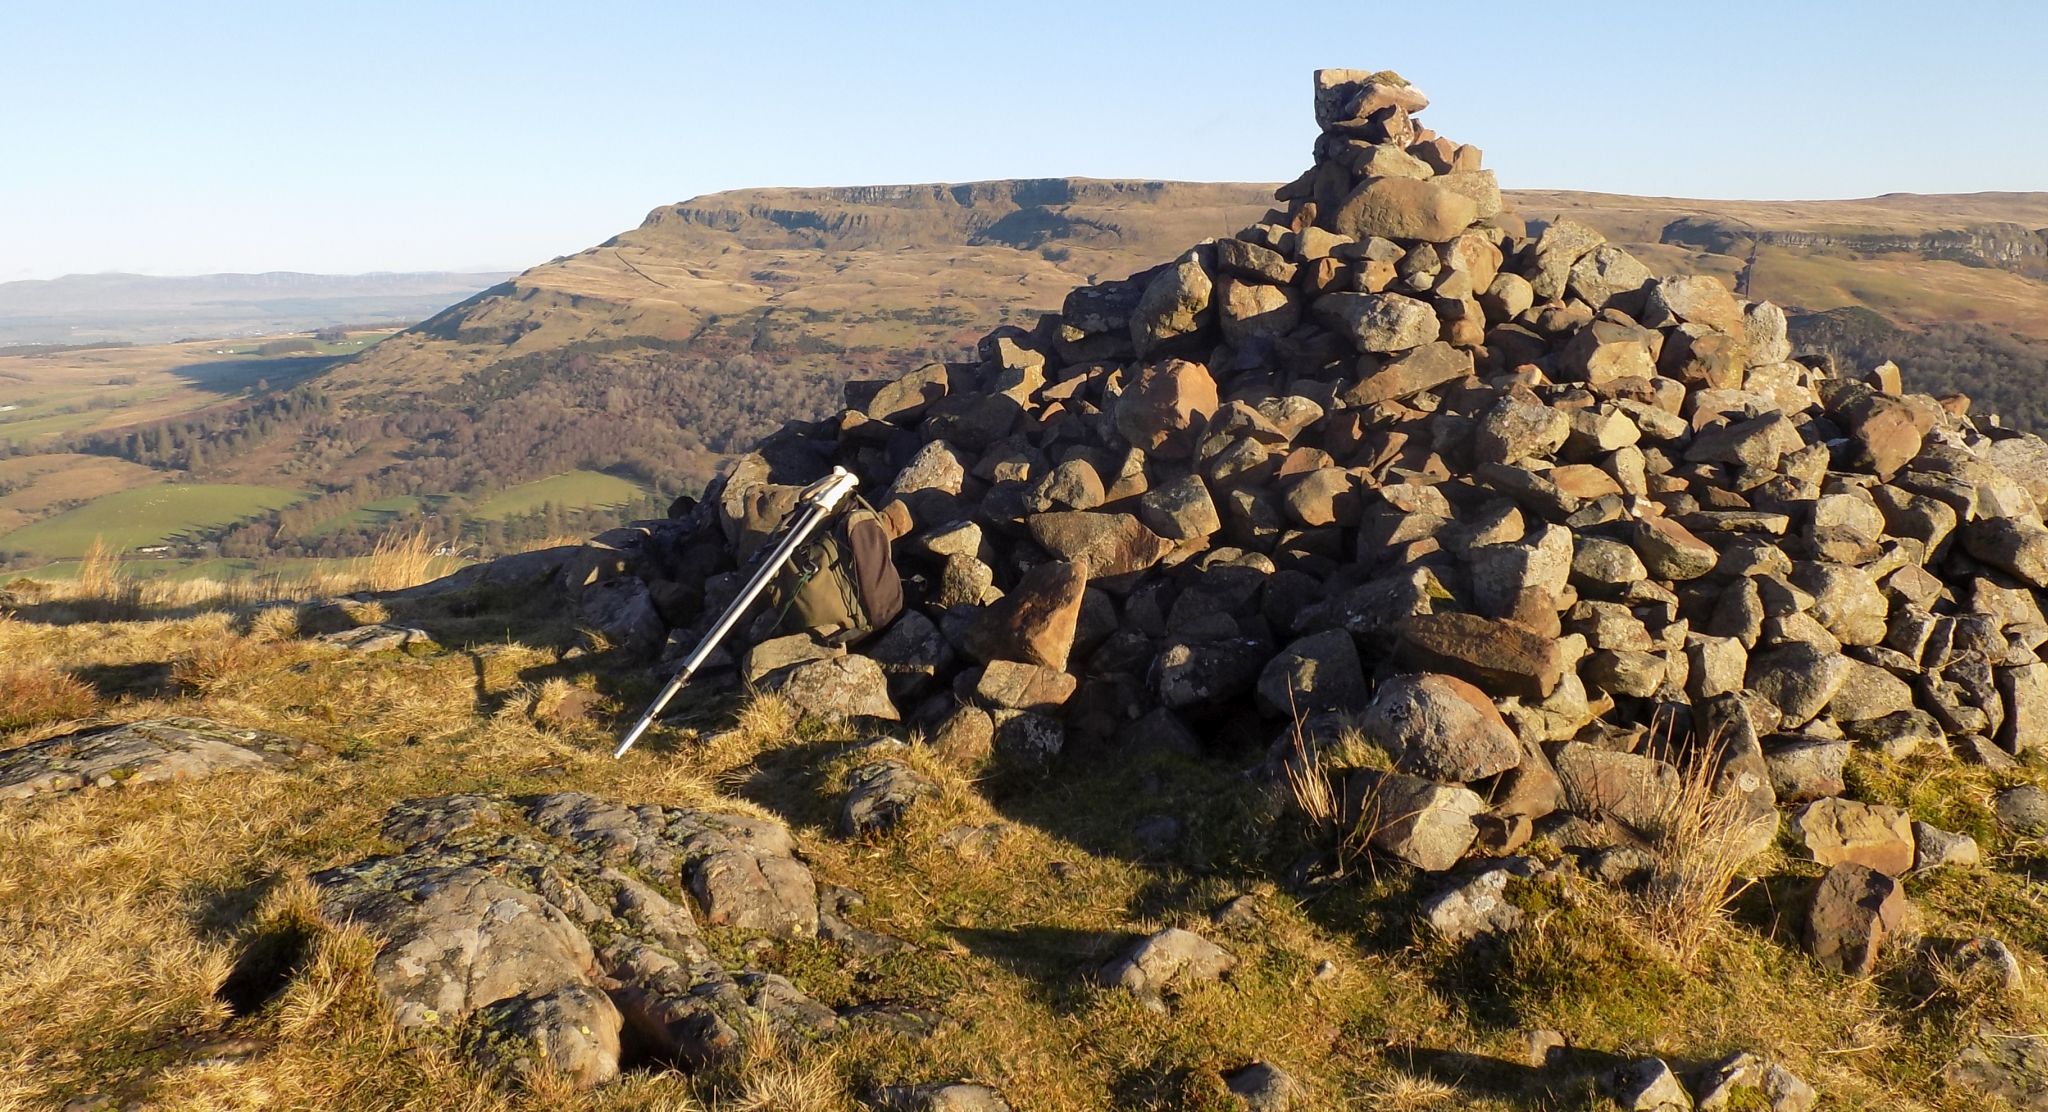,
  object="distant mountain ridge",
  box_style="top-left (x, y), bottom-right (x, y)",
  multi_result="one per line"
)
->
top-left (0, 270), bottom-right (516, 345)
